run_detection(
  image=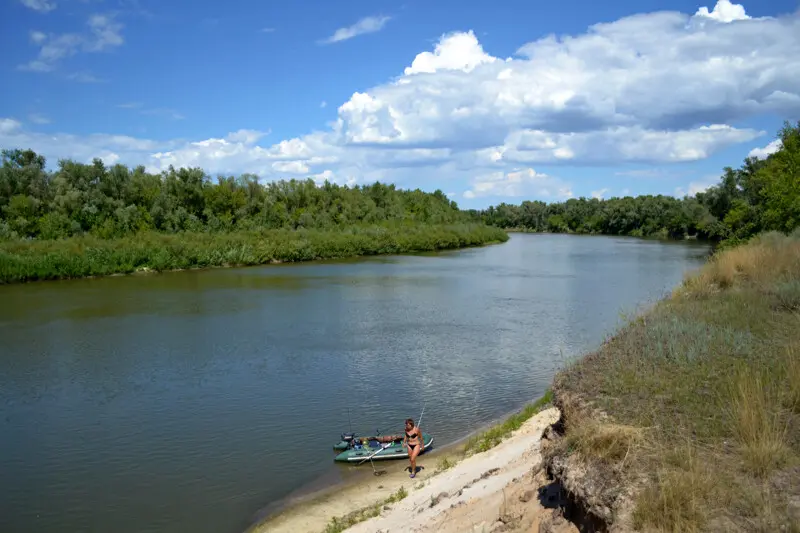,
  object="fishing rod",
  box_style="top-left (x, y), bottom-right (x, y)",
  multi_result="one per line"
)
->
top-left (348, 406), bottom-right (353, 434)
